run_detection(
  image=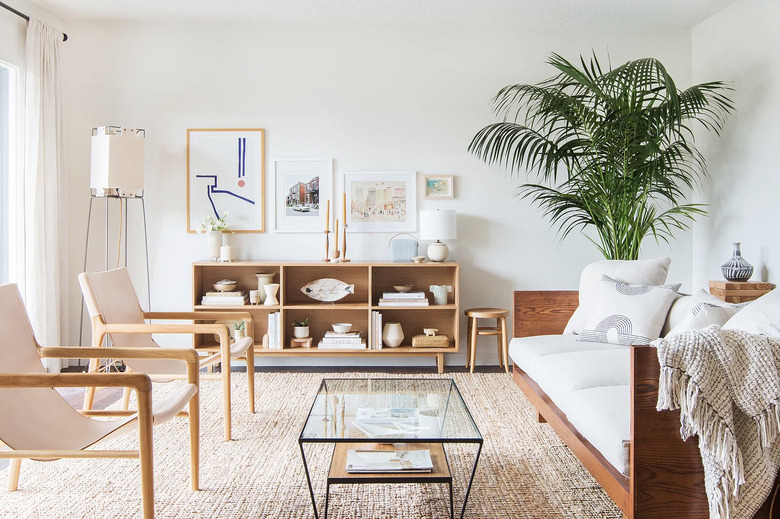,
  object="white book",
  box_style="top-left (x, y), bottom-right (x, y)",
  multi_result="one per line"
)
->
top-left (345, 449), bottom-right (433, 473)
top-left (381, 291), bottom-right (426, 299)
top-left (317, 341), bottom-right (366, 350)
top-left (378, 299), bottom-right (429, 306)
